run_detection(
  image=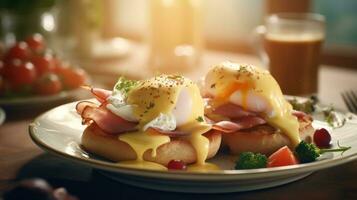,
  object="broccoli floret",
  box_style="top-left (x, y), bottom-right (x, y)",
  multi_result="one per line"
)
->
top-left (295, 141), bottom-right (351, 163)
top-left (235, 152), bottom-right (267, 169)
top-left (295, 141), bottom-right (320, 163)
